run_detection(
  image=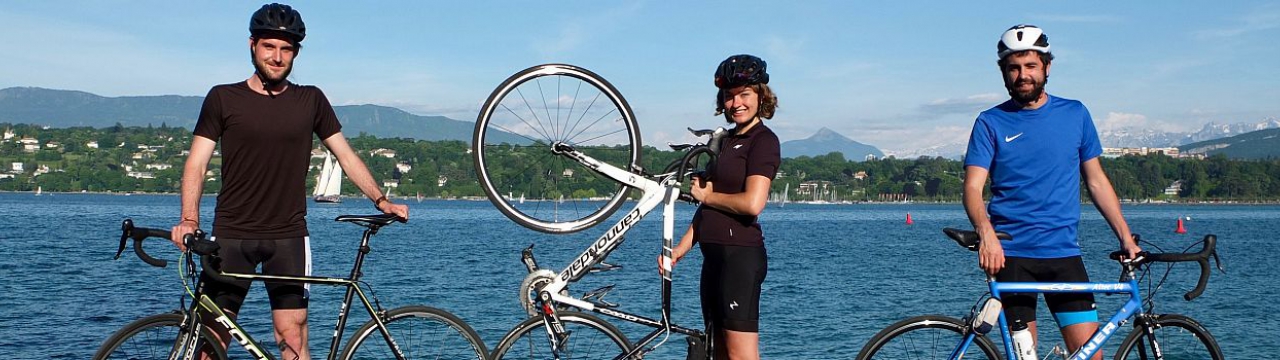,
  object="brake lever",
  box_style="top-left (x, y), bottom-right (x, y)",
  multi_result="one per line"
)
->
top-left (115, 219), bottom-right (134, 260)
